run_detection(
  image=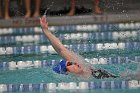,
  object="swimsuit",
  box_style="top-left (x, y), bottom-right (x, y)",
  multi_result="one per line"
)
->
top-left (91, 69), bottom-right (119, 79)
